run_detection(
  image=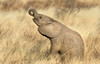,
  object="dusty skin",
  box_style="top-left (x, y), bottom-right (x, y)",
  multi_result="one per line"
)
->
top-left (28, 9), bottom-right (84, 62)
